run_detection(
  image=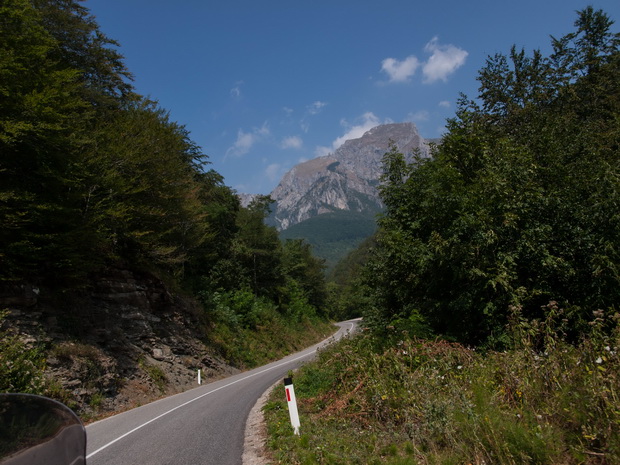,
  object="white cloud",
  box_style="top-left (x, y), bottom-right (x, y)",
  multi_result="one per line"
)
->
top-left (226, 130), bottom-right (254, 158)
top-left (381, 56), bottom-right (420, 83)
top-left (300, 101), bottom-right (328, 133)
top-left (408, 110), bottom-right (430, 122)
top-left (439, 100), bottom-right (451, 108)
top-left (422, 37), bottom-right (468, 83)
top-left (307, 101), bottom-right (327, 115)
top-left (314, 146), bottom-right (332, 158)
top-left (332, 112), bottom-right (382, 149)
top-left (256, 122), bottom-right (270, 136)
top-left (380, 38), bottom-right (467, 85)
top-left (314, 112), bottom-right (385, 156)
top-left (265, 163), bottom-right (284, 182)
top-left (281, 136), bottom-right (303, 150)
top-left (230, 80), bottom-right (244, 99)
top-left (225, 122), bottom-right (270, 158)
